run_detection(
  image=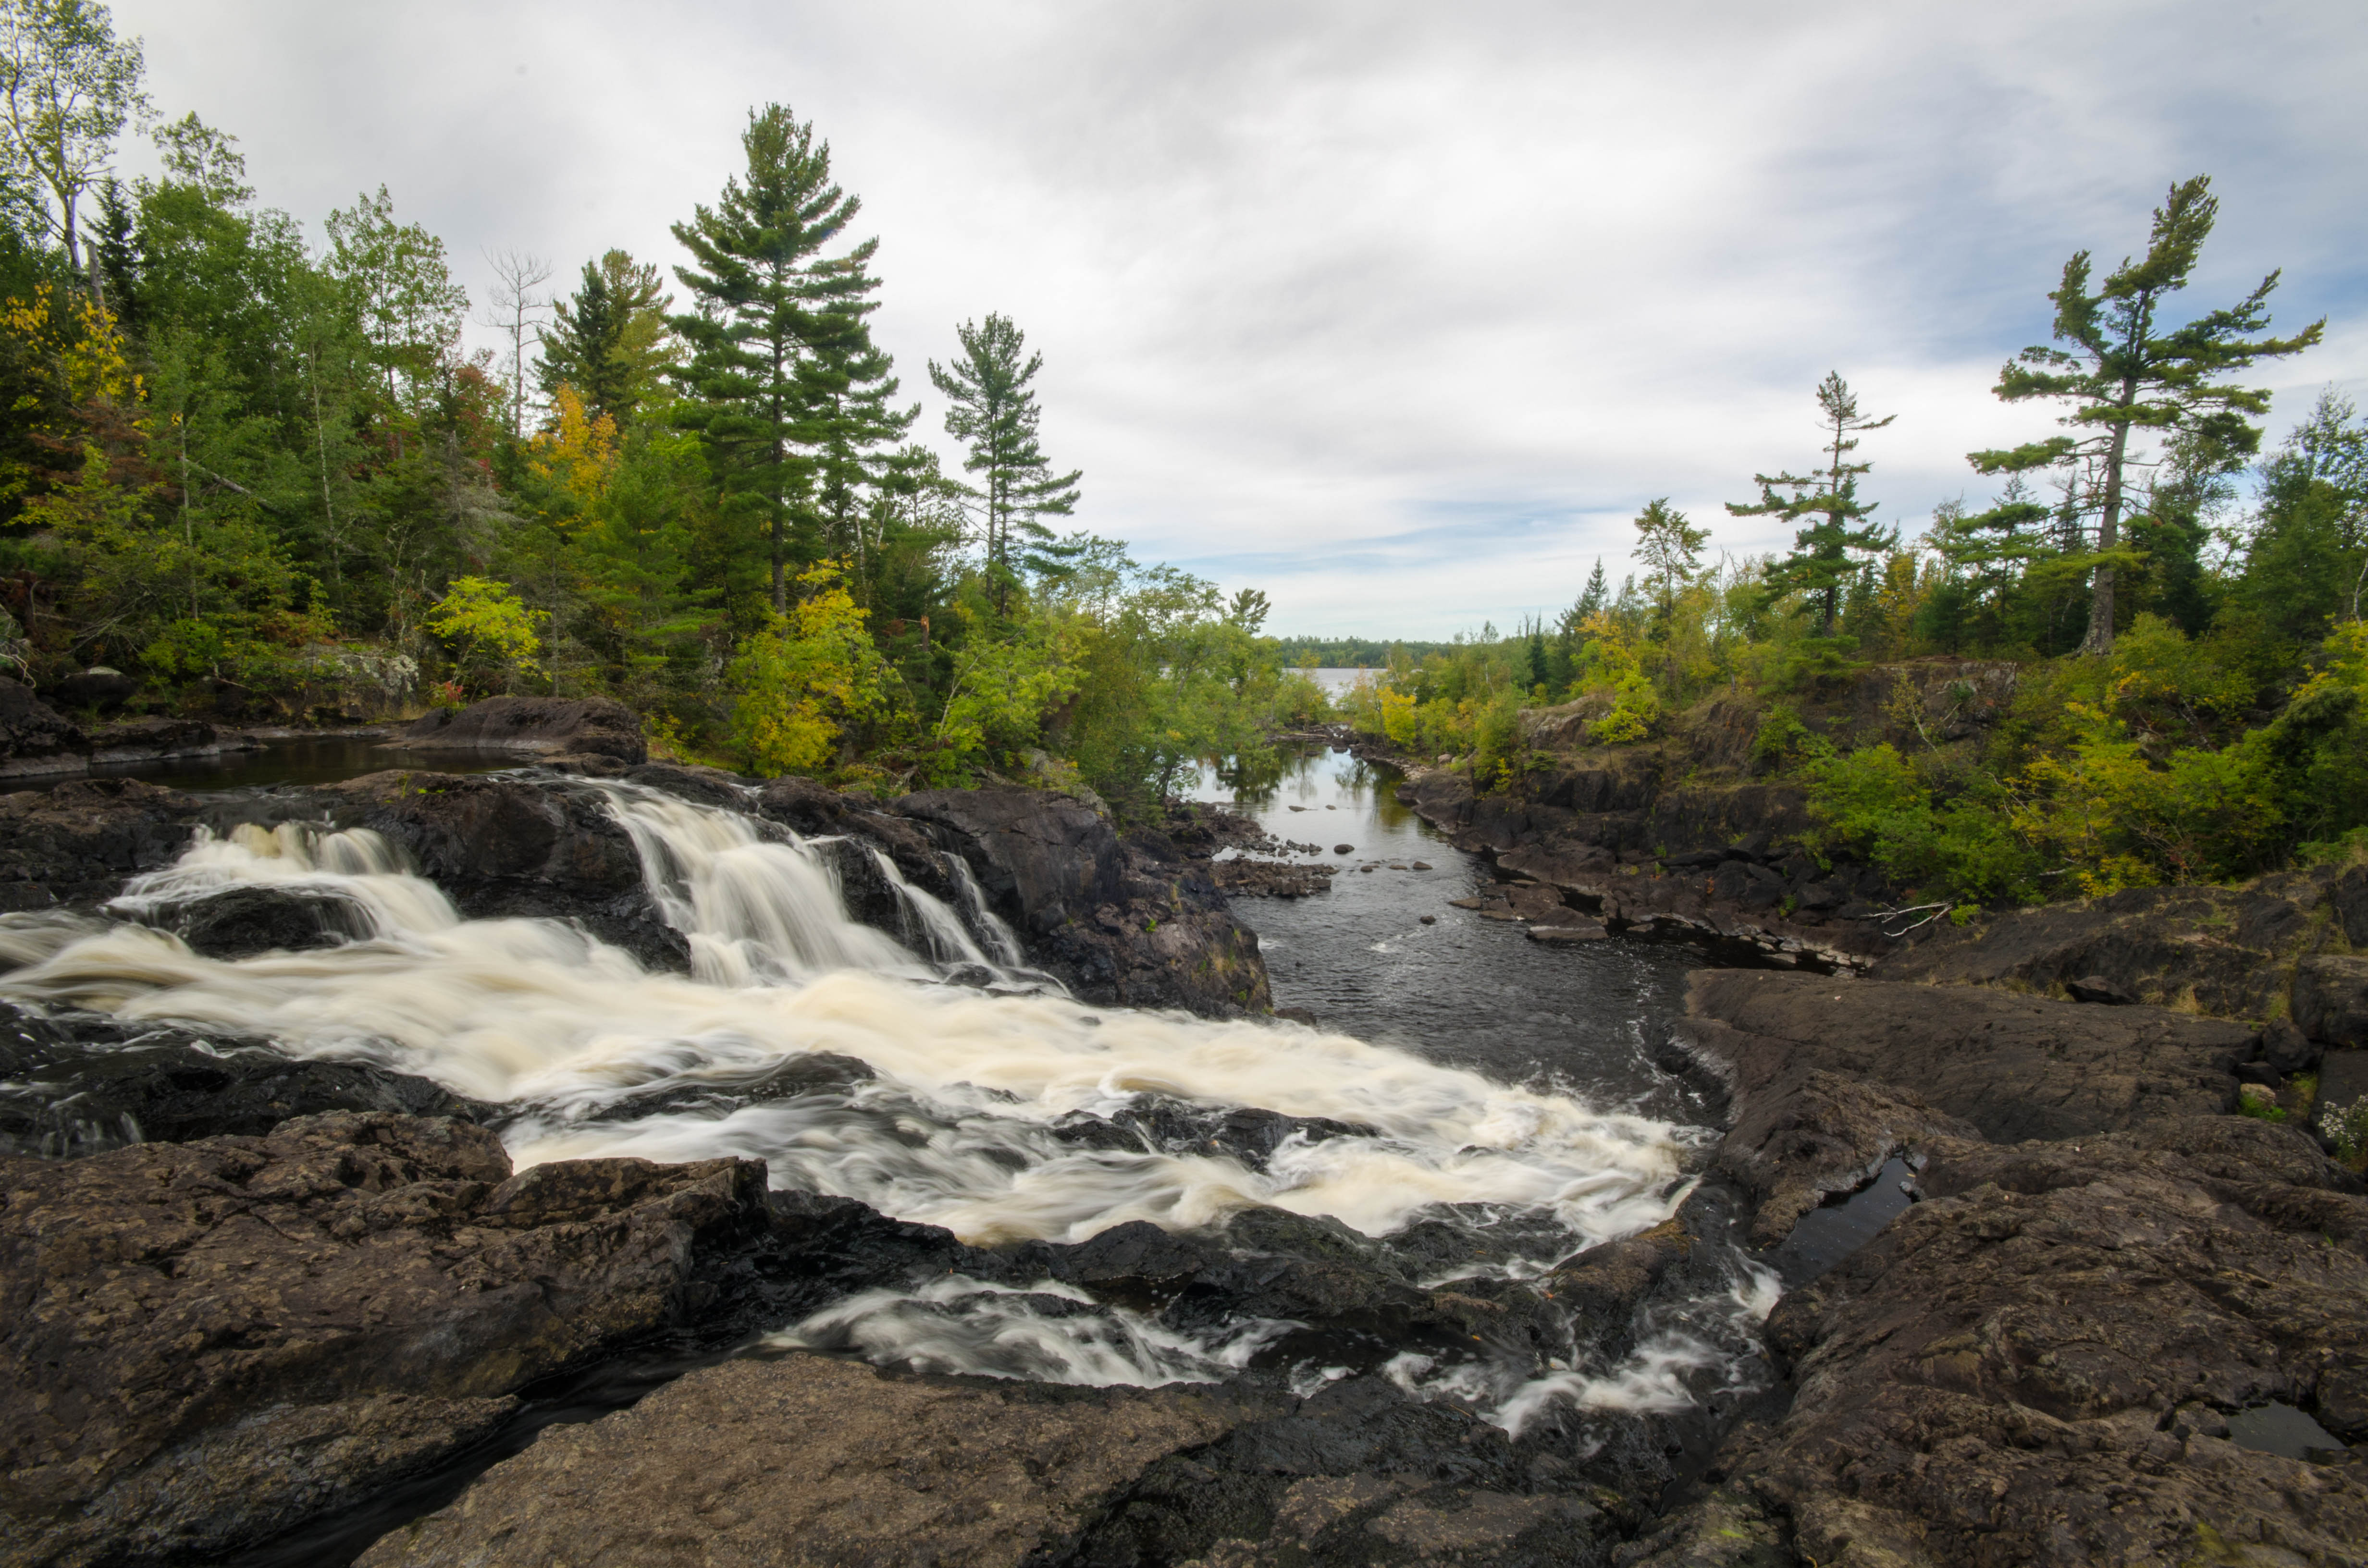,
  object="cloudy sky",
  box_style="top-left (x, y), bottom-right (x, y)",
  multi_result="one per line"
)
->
top-left (114, 0), bottom-right (2368, 637)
